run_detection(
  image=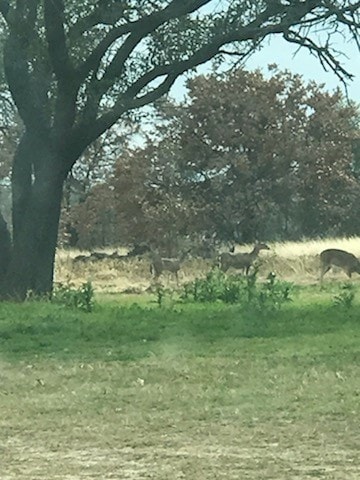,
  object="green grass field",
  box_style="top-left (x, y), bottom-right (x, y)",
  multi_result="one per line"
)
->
top-left (1, 281), bottom-right (360, 479)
